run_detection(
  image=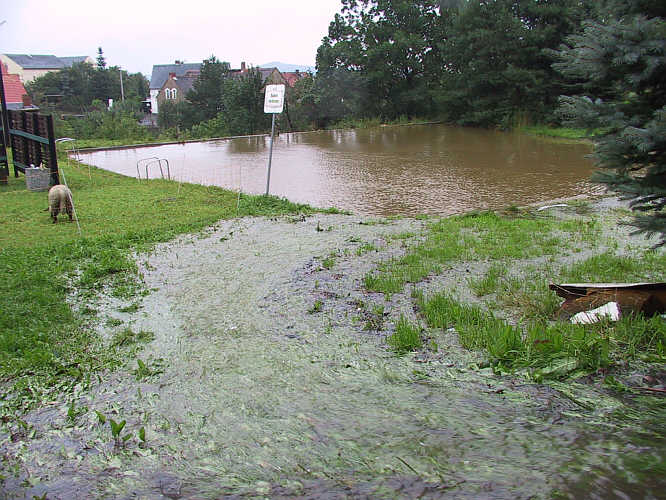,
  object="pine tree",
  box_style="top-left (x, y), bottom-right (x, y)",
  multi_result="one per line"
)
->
top-left (556, 12), bottom-right (666, 246)
top-left (96, 47), bottom-right (106, 70)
